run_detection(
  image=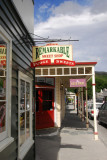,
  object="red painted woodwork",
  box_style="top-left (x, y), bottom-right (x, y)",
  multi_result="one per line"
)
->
top-left (36, 88), bottom-right (54, 129)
